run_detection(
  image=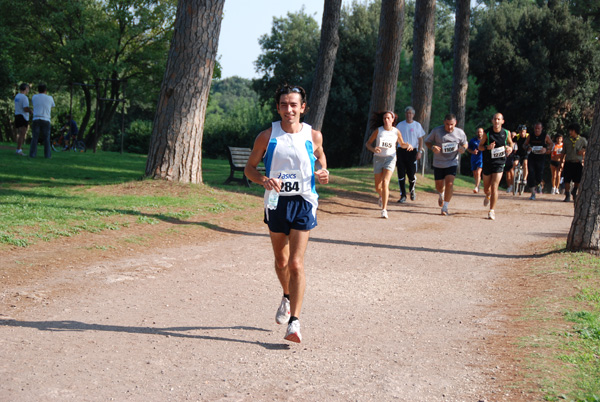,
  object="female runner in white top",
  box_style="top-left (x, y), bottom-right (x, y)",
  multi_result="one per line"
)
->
top-left (365, 111), bottom-right (413, 218)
